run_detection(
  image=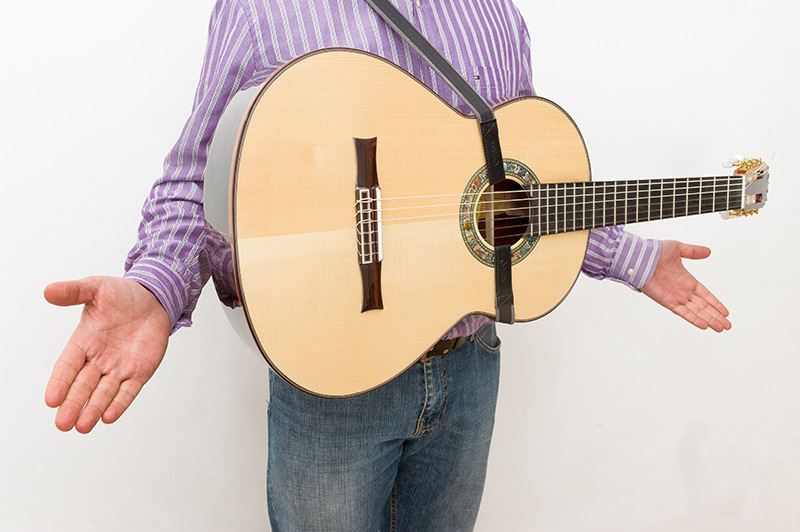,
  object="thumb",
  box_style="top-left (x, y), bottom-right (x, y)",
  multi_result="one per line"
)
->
top-left (680, 243), bottom-right (711, 261)
top-left (44, 277), bottom-right (101, 307)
